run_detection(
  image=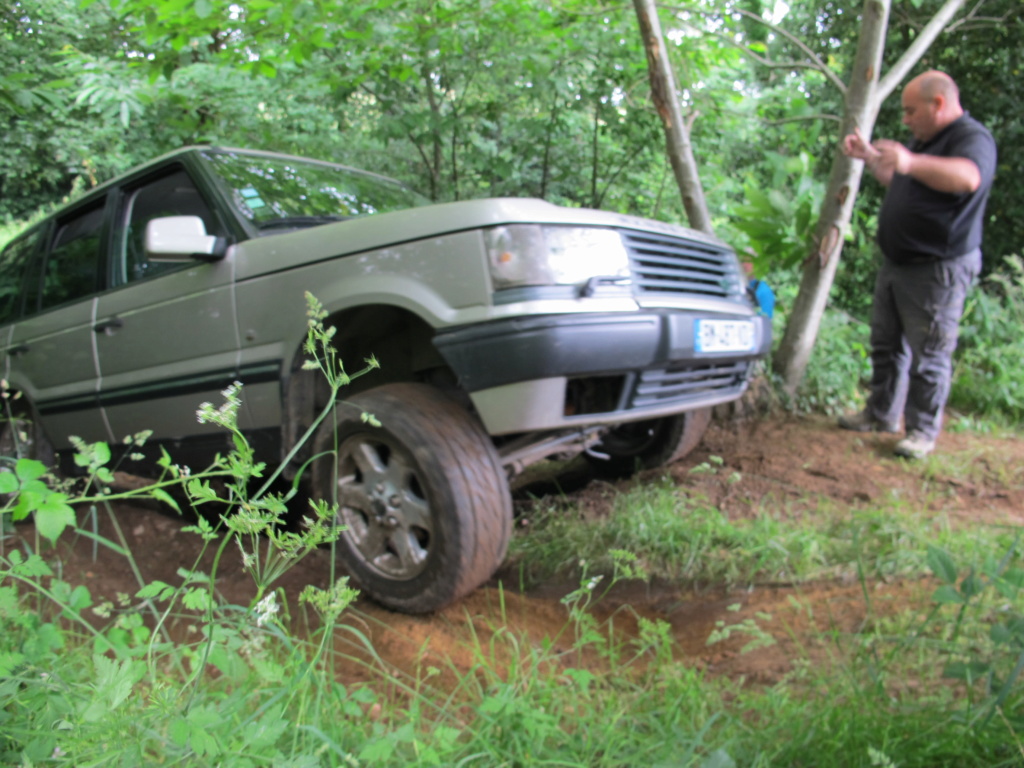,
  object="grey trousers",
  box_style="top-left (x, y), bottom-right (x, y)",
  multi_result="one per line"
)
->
top-left (865, 250), bottom-right (981, 440)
